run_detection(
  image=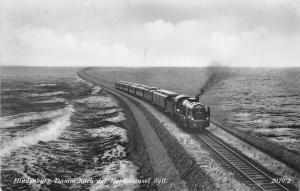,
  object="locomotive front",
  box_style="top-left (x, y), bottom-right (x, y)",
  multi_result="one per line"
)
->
top-left (183, 99), bottom-right (210, 129)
